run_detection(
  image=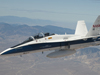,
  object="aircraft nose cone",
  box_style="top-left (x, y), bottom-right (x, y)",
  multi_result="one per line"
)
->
top-left (0, 53), bottom-right (2, 56)
top-left (0, 45), bottom-right (34, 56)
top-left (0, 48), bottom-right (12, 56)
